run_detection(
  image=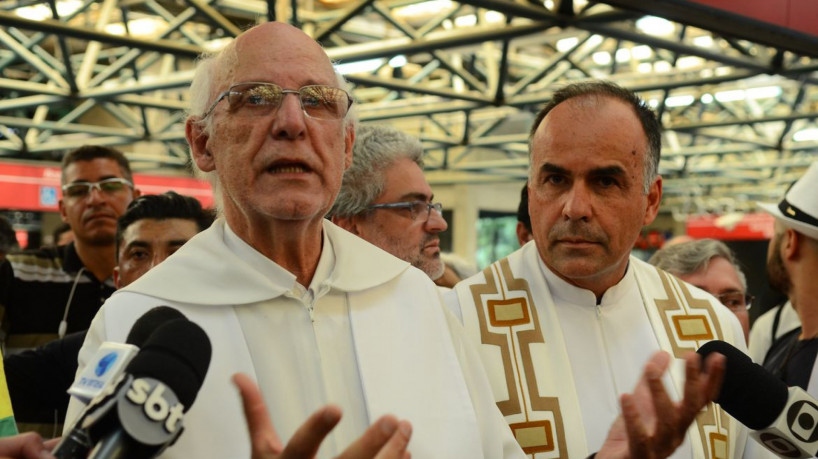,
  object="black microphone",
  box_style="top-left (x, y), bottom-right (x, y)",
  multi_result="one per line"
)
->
top-left (54, 317), bottom-right (212, 459)
top-left (698, 340), bottom-right (818, 458)
top-left (68, 307), bottom-right (188, 404)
